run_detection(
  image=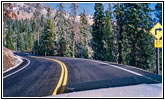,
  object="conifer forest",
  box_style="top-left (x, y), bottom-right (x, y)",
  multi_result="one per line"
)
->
top-left (3, 3), bottom-right (162, 73)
